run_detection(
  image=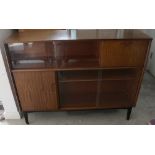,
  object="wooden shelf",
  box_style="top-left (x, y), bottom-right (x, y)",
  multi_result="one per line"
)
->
top-left (12, 62), bottom-right (56, 69)
top-left (58, 59), bottom-right (99, 69)
top-left (12, 59), bottom-right (100, 70)
top-left (58, 68), bottom-right (140, 83)
top-left (11, 53), bottom-right (48, 61)
top-left (58, 70), bottom-right (99, 82)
